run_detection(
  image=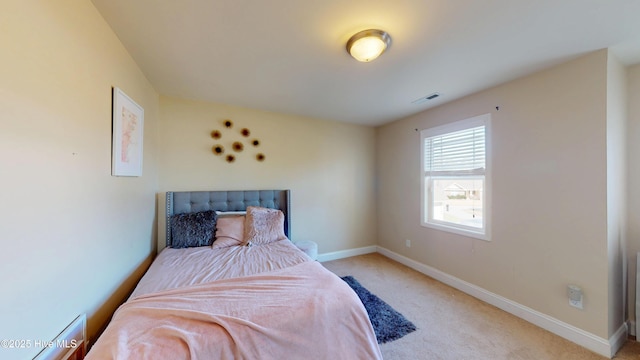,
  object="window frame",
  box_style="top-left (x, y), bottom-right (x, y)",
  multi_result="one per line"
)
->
top-left (420, 114), bottom-right (491, 241)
